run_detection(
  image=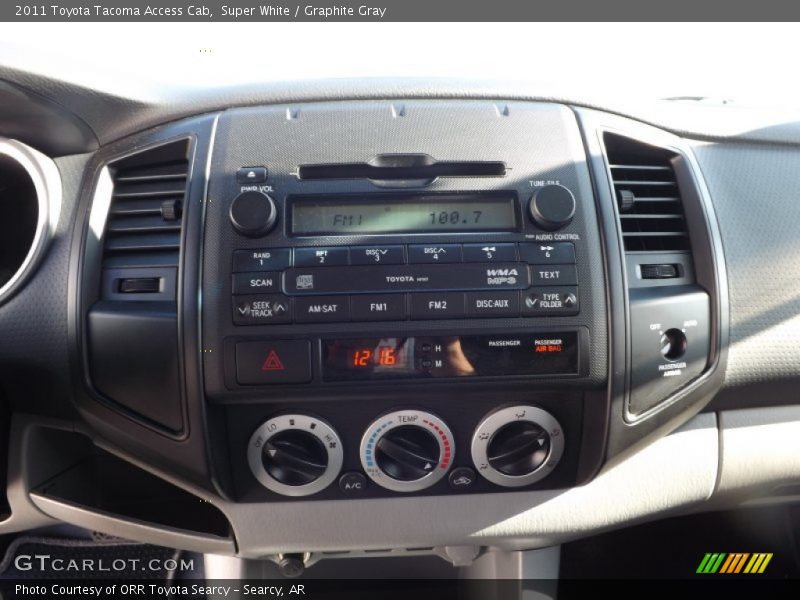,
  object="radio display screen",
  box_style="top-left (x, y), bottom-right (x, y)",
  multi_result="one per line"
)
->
top-left (290, 193), bottom-right (518, 235)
